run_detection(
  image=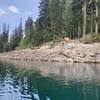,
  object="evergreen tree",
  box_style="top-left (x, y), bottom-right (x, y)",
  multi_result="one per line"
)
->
top-left (2, 24), bottom-right (9, 43)
top-left (49, 0), bottom-right (65, 39)
top-left (25, 16), bottom-right (34, 47)
top-left (0, 24), bottom-right (9, 52)
top-left (10, 20), bottom-right (23, 50)
top-left (37, 0), bottom-right (84, 39)
top-left (37, 0), bottom-right (66, 41)
top-left (0, 34), bottom-right (4, 52)
top-left (64, 0), bottom-right (83, 38)
top-left (36, 0), bottom-right (52, 43)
